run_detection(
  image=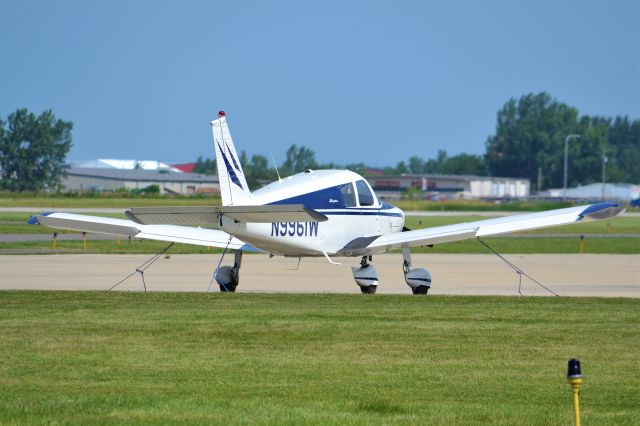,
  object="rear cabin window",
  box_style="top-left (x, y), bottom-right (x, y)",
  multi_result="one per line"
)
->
top-left (356, 180), bottom-right (375, 206)
top-left (339, 183), bottom-right (356, 207)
